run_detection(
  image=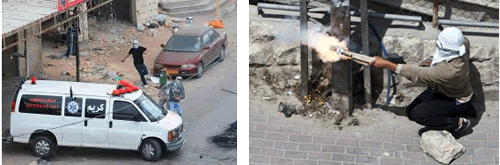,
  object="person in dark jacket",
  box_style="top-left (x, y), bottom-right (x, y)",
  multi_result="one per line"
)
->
top-left (122, 40), bottom-right (149, 87)
top-left (161, 77), bottom-right (185, 116)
